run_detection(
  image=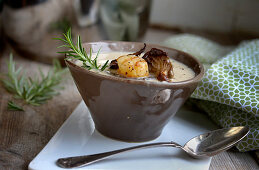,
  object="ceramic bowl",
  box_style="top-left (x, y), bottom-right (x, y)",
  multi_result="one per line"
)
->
top-left (66, 41), bottom-right (204, 142)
